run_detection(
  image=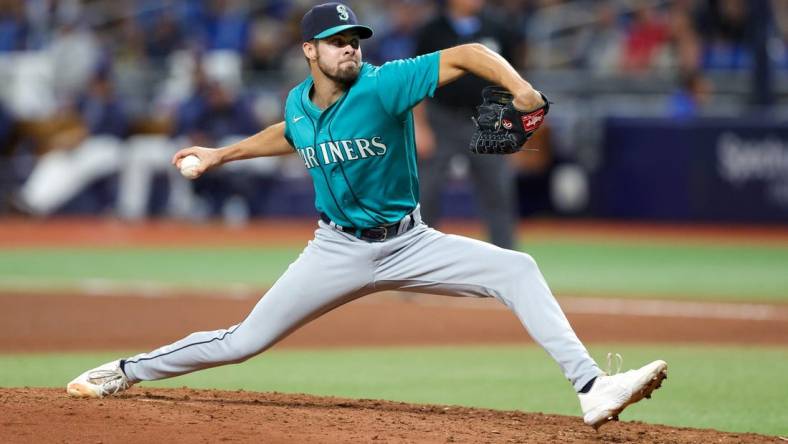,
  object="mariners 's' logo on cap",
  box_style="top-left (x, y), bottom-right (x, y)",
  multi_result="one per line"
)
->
top-left (337, 5), bottom-right (349, 21)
